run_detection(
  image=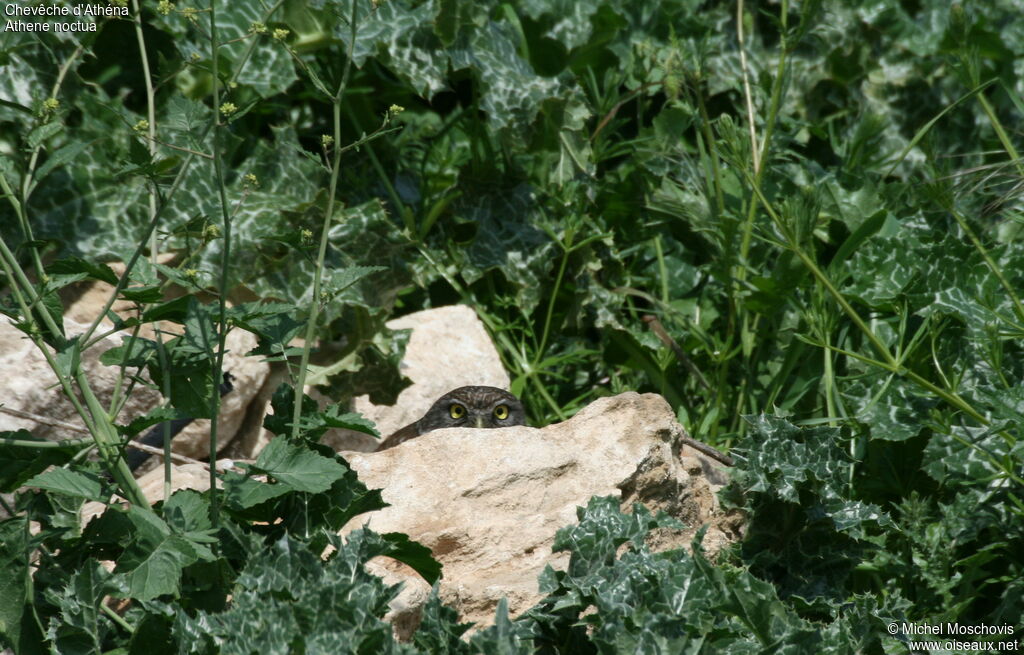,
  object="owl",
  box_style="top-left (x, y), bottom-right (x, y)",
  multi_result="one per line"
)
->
top-left (375, 385), bottom-right (526, 451)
